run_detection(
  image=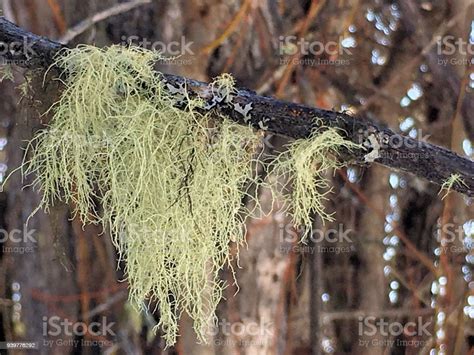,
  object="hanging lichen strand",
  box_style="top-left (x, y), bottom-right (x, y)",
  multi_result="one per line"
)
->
top-left (271, 126), bottom-right (362, 230)
top-left (21, 45), bottom-right (360, 345)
